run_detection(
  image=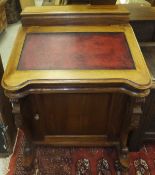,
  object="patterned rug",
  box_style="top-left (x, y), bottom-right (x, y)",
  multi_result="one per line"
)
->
top-left (7, 130), bottom-right (155, 175)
